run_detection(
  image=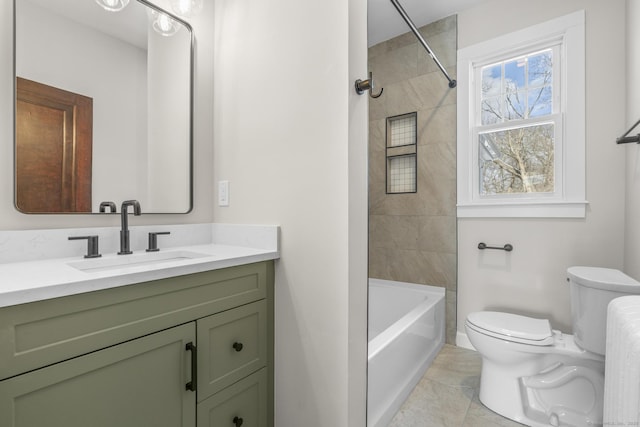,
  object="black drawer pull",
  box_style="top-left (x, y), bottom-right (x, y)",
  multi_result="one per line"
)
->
top-left (233, 342), bottom-right (244, 352)
top-left (185, 342), bottom-right (197, 392)
top-left (233, 416), bottom-right (244, 426)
